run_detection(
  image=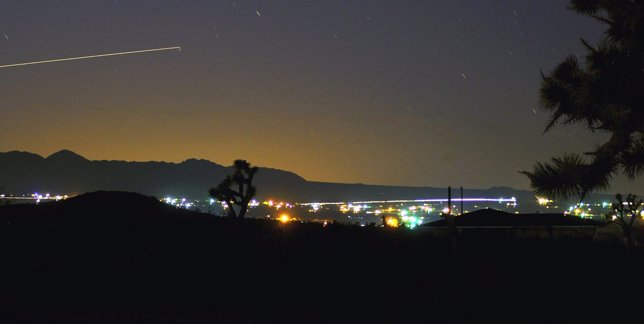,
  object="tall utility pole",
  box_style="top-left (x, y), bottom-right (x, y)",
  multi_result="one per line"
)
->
top-left (445, 186), bottom-right (458, 256)
top-left (460, 186), bottom-right (464, 215)
top-left (447, 186), bottom-right (451, 215)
